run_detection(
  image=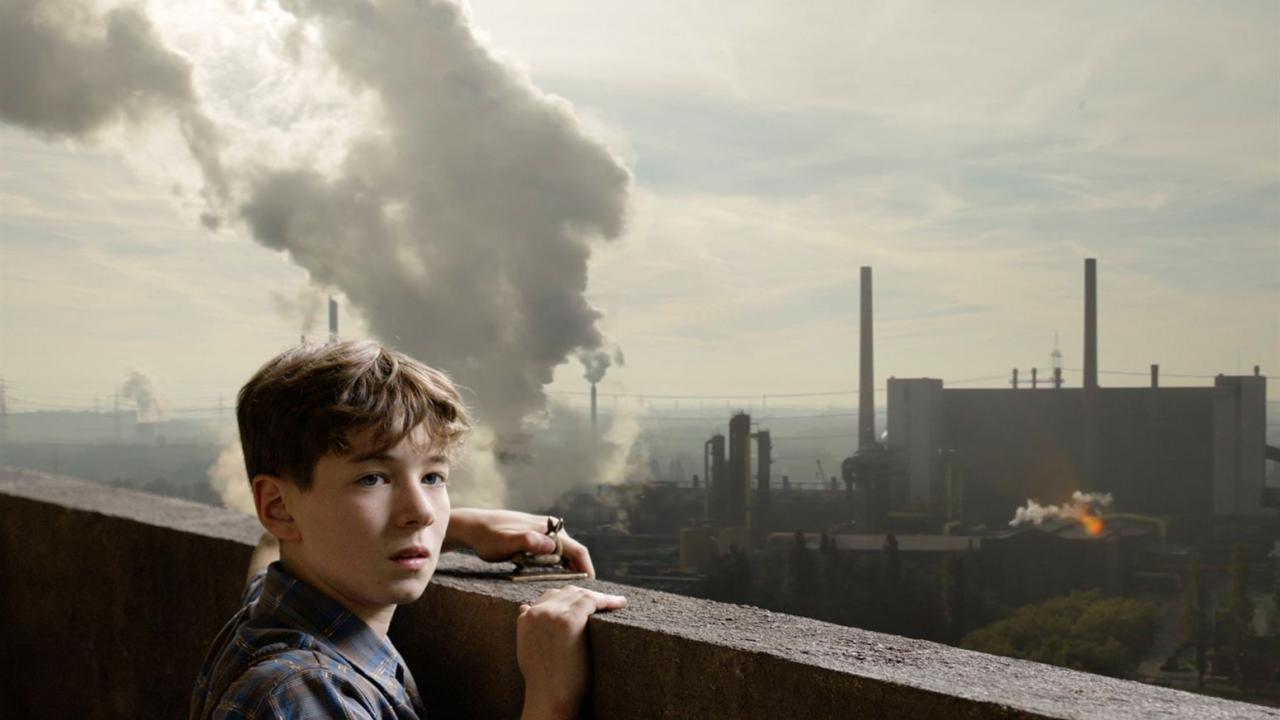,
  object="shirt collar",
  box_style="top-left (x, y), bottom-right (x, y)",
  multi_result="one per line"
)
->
top-left (253, 562), bottom-right (412, 703)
